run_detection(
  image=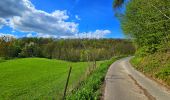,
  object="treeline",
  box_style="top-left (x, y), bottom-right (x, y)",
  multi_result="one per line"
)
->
top-left (0, 36), bottom-right (135, 61)
top-left (119, 0), bottom-right (170, 56)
